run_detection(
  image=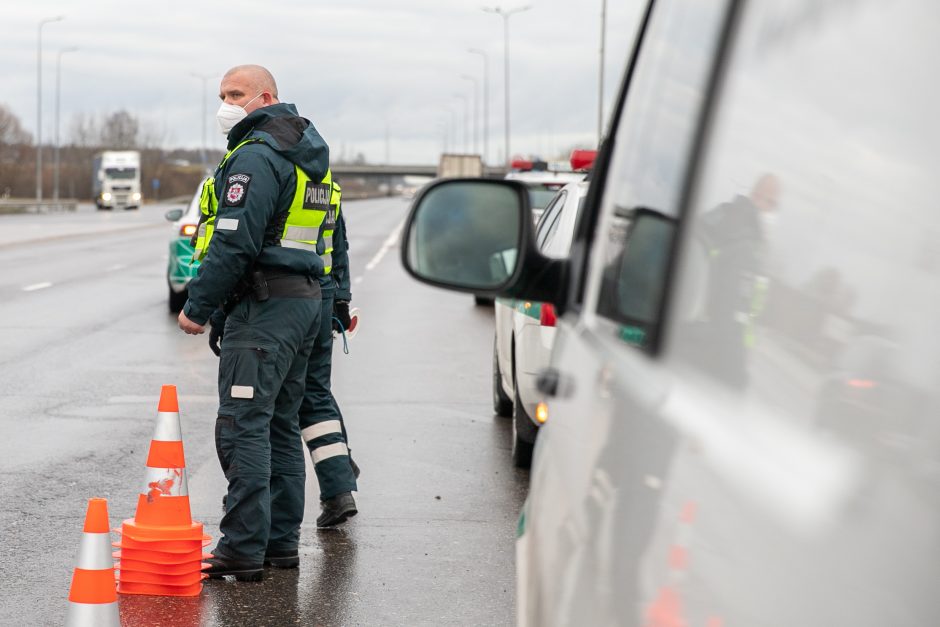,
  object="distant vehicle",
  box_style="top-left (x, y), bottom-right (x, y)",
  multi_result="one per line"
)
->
top-left (401, 0), bottom-right (940, 624)
top-left (92, 150), bottom-right (142, 210)
top-left (493, 179), bottom-right (589, 467)
top-left (437, 153), bottom-right (484, 178)
top-left (163, 183), bottom-right (202, 312)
